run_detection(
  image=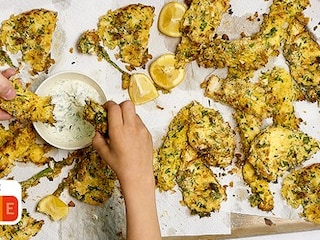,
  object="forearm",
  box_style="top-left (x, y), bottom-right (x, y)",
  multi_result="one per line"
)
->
top-left (122, 178), bottom-right (161, 240)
